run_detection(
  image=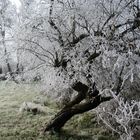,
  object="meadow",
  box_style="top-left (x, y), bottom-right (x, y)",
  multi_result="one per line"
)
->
top-left (0, 82), bottom-right (117, 140)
